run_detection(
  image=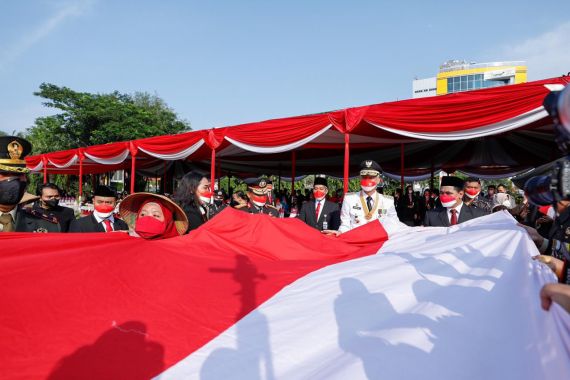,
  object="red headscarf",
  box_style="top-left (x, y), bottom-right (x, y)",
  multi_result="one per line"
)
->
top-left (135, 200), bottom-right (180, 239)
